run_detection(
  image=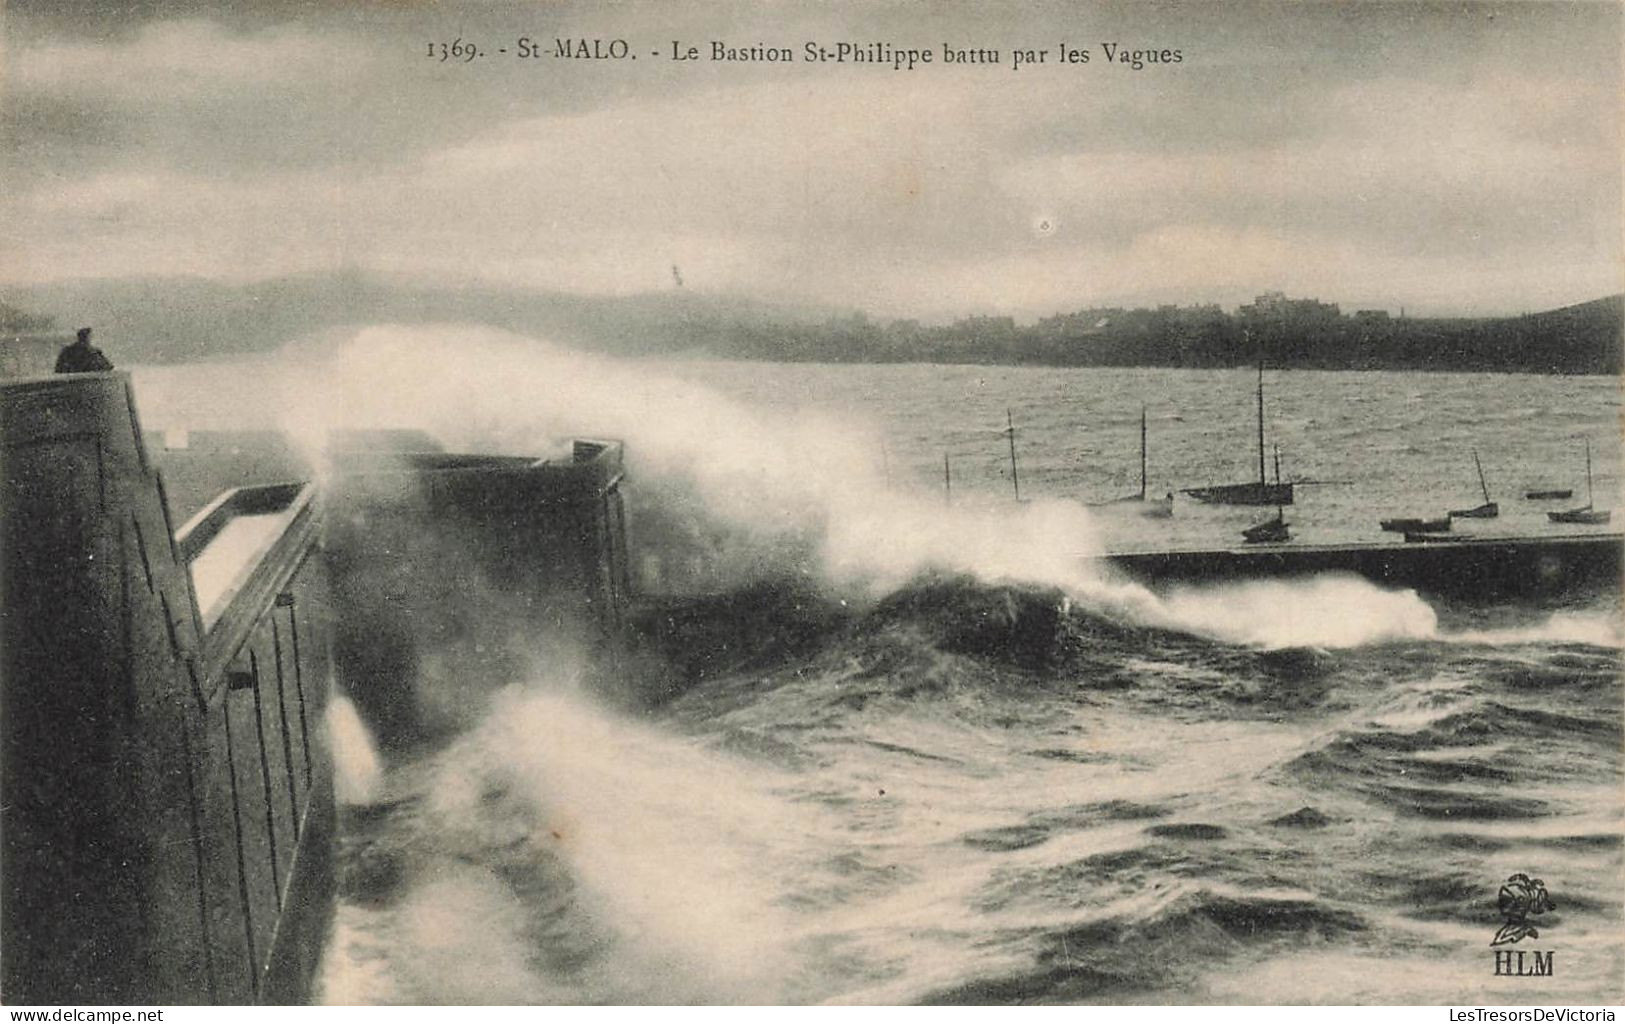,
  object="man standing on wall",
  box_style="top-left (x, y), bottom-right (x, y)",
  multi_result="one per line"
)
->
top-left (55, 327), bottom-right (113, 373)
